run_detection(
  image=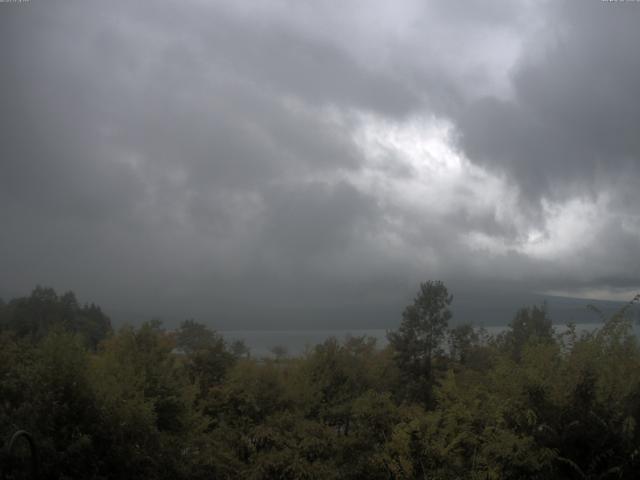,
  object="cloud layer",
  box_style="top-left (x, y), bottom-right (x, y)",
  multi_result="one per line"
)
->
top-left (1, 0), bottom-right (639, 326)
